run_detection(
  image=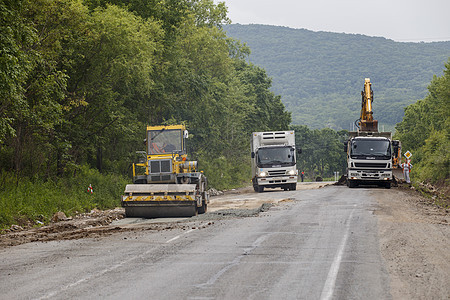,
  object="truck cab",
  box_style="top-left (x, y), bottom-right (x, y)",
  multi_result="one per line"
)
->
top-left (345, 133), bottom-right (393, 188)
top-left (251, 131), bottom-right (299, 192)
